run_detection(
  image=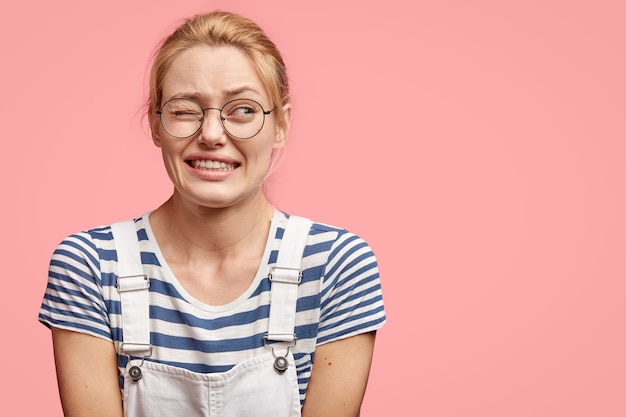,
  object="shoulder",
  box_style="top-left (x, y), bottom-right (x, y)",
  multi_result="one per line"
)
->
top-left (281, 216), bottom-right (386, 344)
top-left (307, 217), bottom-right (377, 261)
top-left (51, 225), bottom-right (109, 266)
top-left (279, 211), bottom-right (373, 247)
top-left (278, 212), bottom-right (379, 273)
top-left (51, 215), bottom-right (147, 266)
